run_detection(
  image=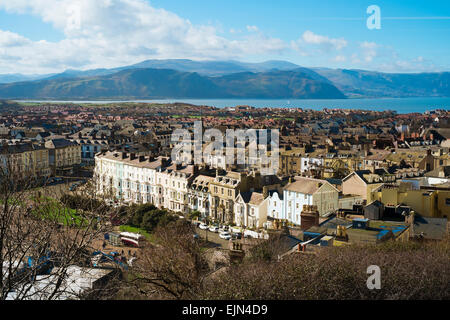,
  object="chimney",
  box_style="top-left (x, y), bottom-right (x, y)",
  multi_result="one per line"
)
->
top-left (161, 157), bottom-right (169, 167)
top-left (121, 152), bottom-right (128, 159)
top-left (176, 163), bottom-right (183, 170)
top-left (130, 153), bottom-right (137, 160)
top-left (139, 155), bottom-right (146, 162)
top-left (263, 186), bottom-right (269, 199)
top-left (300, 205), bottom-right (319, 230)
